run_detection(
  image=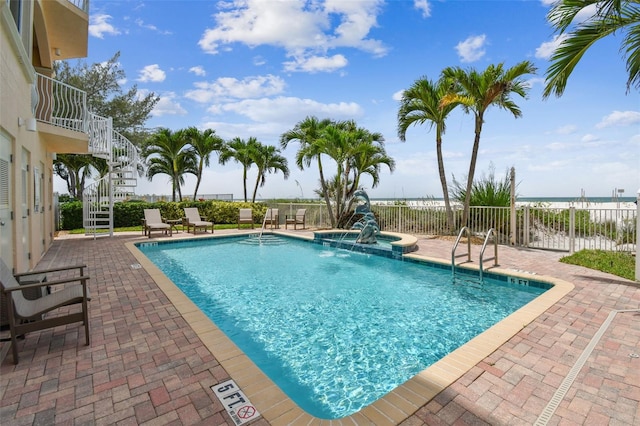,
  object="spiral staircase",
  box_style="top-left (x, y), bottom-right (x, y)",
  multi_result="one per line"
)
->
top-left (35, 73), bottom-right (139, 238)
top-left (82, 113), bottom-right (139, 237)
